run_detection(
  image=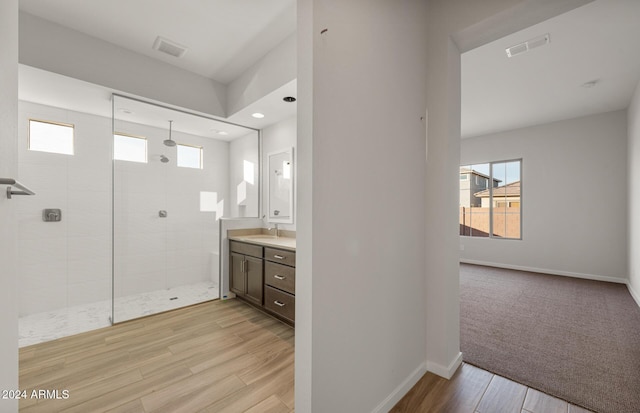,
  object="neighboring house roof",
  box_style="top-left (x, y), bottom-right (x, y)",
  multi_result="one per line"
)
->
top-left (474, 181), bottom-right (520, 198)
top-left (460, 168), bottom-right (501, 183)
